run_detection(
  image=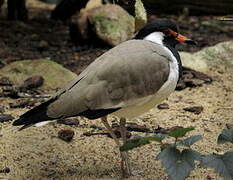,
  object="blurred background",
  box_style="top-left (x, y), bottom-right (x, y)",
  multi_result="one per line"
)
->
top-left (0, 0), bottom-right (233, 74)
